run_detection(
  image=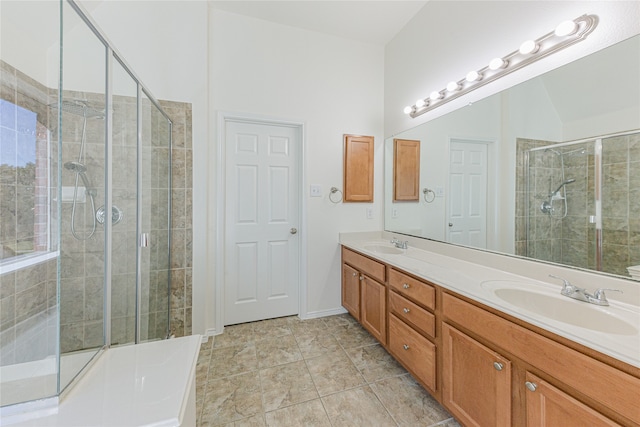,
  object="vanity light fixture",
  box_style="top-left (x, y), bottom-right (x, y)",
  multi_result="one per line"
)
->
top-left (404, 14), bottom-right (598, 118)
